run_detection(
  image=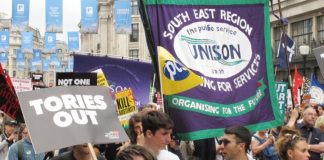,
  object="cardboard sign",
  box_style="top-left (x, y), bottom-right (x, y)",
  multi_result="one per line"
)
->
top-left (56, 72), bottom-right (97, 86)
top-left (17, 86), bottom-right (129, 153)
top-left (115, 88), bottom-right (136, 116)
top-left (275, 82), bottom-right (287, 121)
top-left (31, 73), bottom-right (43, 82)
top-left (115, 88), bottom-right (137, 128)
top-left (92, 68), bottom-right (109, 87)
top-left (12, 78), bottom-right (33, 92)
